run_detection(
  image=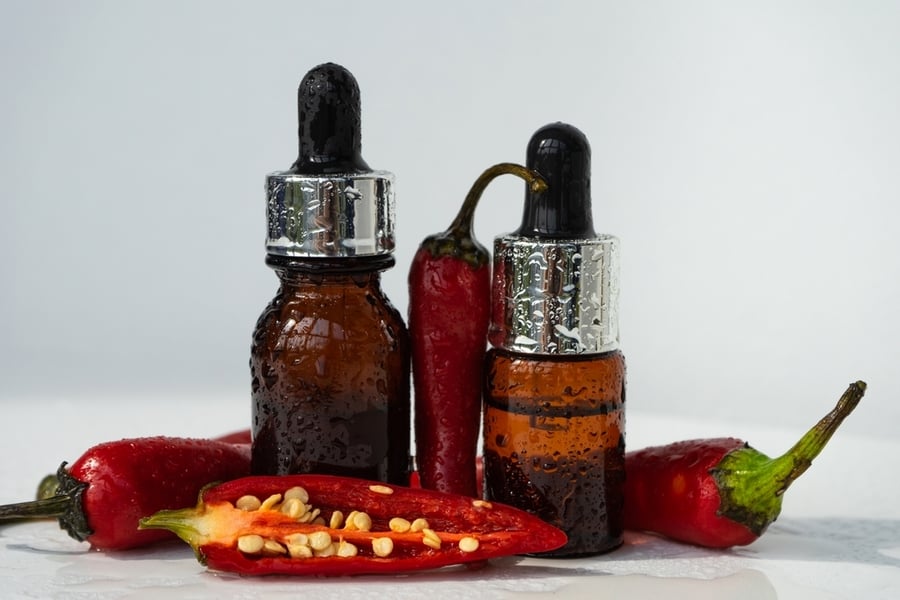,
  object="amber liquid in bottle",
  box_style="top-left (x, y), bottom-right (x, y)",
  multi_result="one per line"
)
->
top-left (250, 260), bottom-right (411, 484)
top-left (483, 348), bottom-right (625, 557)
